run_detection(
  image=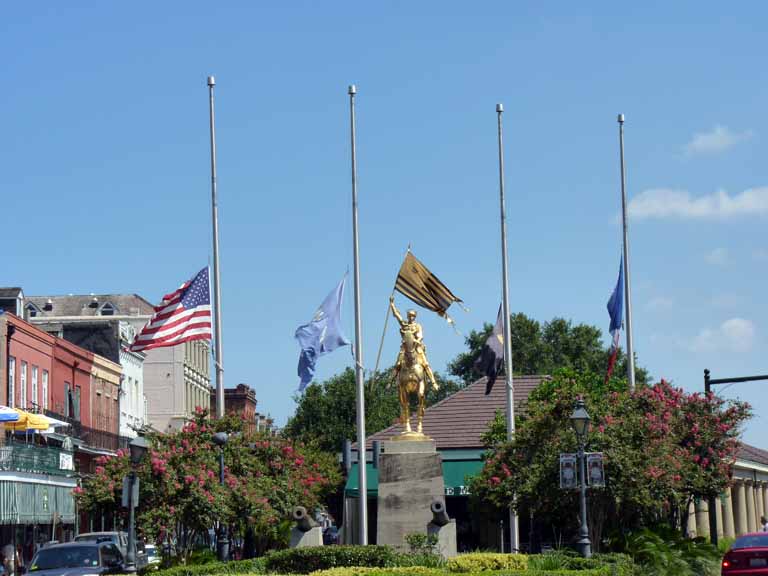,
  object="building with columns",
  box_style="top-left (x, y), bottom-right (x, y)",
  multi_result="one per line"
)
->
top-left (688, 444), bottom-right (768, 540)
